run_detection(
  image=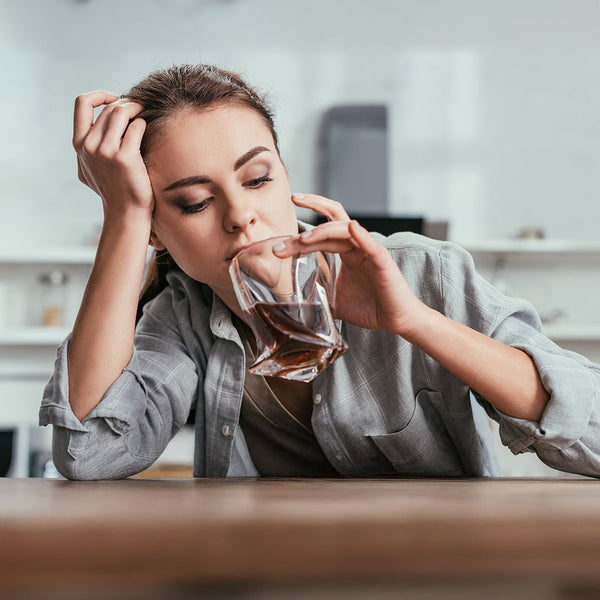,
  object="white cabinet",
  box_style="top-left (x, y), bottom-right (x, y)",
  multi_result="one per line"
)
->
top-left (461, 239), bottom-right (600, 361)
top-left (0, 247), bottom-right (95, 477)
